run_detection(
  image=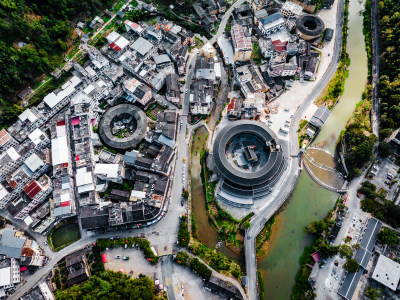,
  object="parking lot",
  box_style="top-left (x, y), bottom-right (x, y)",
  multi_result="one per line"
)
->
top-left (104, 247), bottom-right (160, 278)
top-left (103, 247), bottom-right (223, 300)
top-left (369, 158), bottom-right (399, 202)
